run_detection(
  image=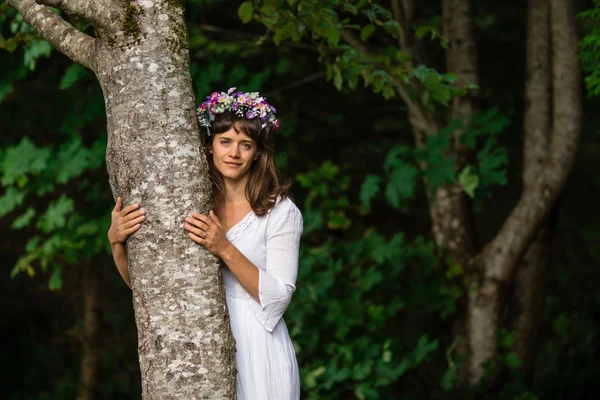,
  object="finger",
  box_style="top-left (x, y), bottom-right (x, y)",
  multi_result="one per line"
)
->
top-left (113, 196), bottom-right (123, 213)
top-left (188, 214), bottom-right (211, 228)
top-left (124, 209), bottom-right (146, 222)
top-left (209, 210), bottom-right (221, 226)
top-left (125, 215), bottom-right (146, 228)
top-left (121, 203), bottom-right (140, 215)
top-left (184, 222), bottom-right (205, 237)
top-left (123, 224), bottom-right (141, 236)
top-left (187, 231), bottom-right (204, 245)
